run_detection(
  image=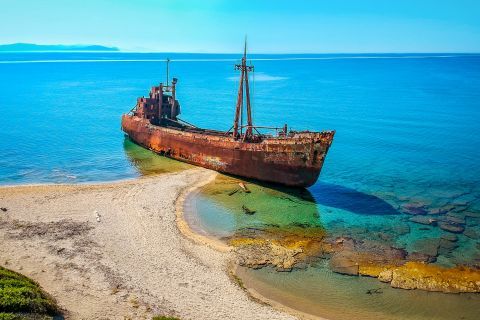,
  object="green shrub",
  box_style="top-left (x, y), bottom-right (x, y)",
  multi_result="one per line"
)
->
top-left (0, 313), bottom-right (19, 320)
top-left (0, 266), bottom-right (59, 317)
